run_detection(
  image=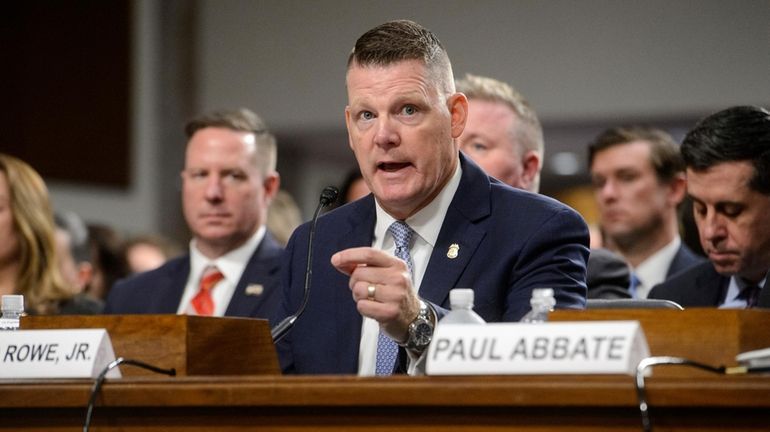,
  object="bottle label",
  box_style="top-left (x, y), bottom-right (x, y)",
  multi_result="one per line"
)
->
top-left (0, 318), bottom-right (19, 330)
